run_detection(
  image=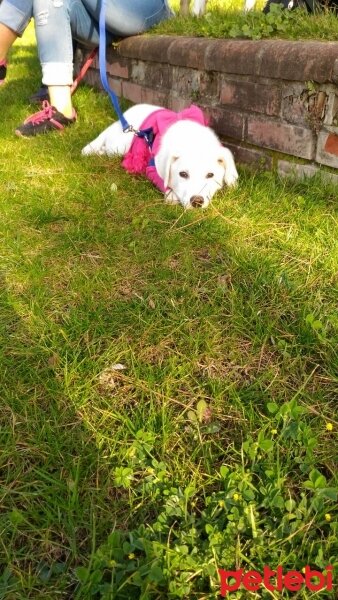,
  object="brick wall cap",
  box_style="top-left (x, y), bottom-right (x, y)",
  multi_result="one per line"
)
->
top-left (117, 35), bottom-right (175, 64)
top-left (116, 36), bottom-right (338, 83)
